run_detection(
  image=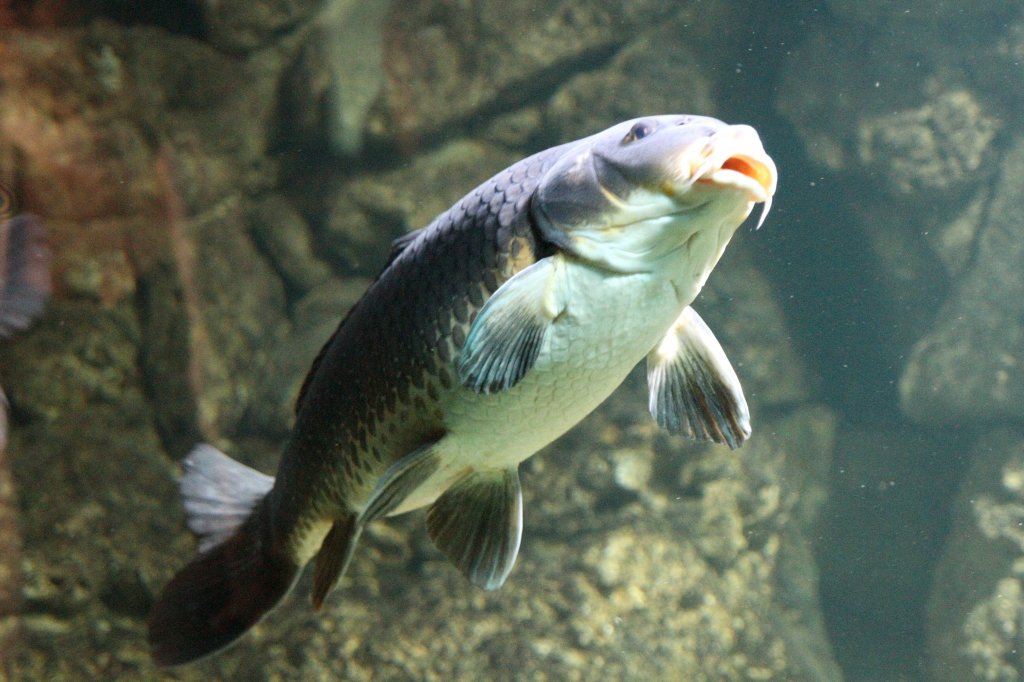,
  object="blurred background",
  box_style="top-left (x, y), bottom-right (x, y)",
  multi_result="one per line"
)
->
top-left (1, 1), bottom-right (1022, 679)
